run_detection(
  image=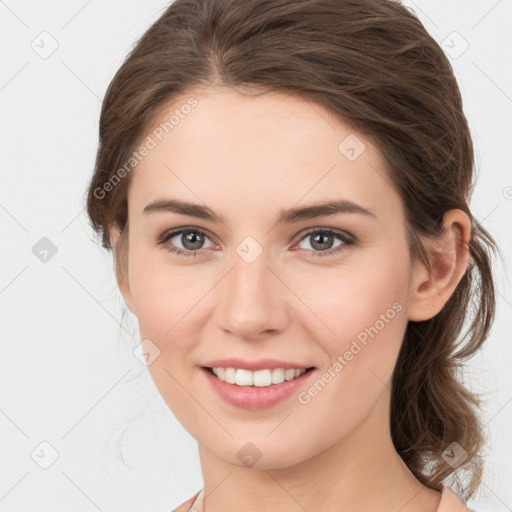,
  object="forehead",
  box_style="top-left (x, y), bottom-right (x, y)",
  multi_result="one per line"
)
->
top-left (128, 87), bottom-right (402, 225)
